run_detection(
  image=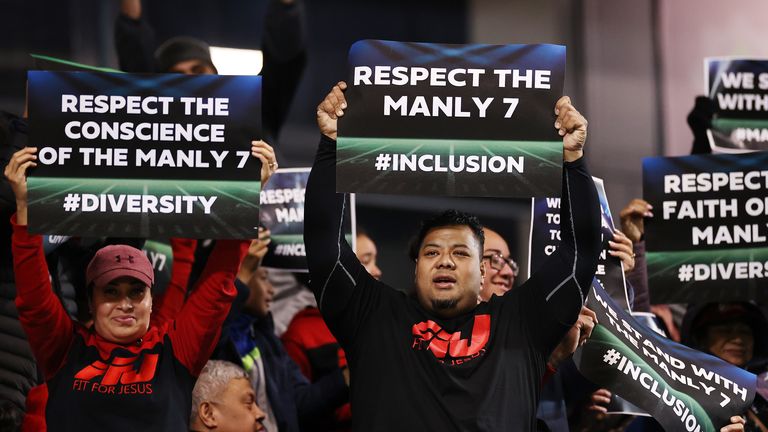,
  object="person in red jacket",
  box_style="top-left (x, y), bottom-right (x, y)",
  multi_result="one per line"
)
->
top-left (4, 142), bottom-right (275, 431)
